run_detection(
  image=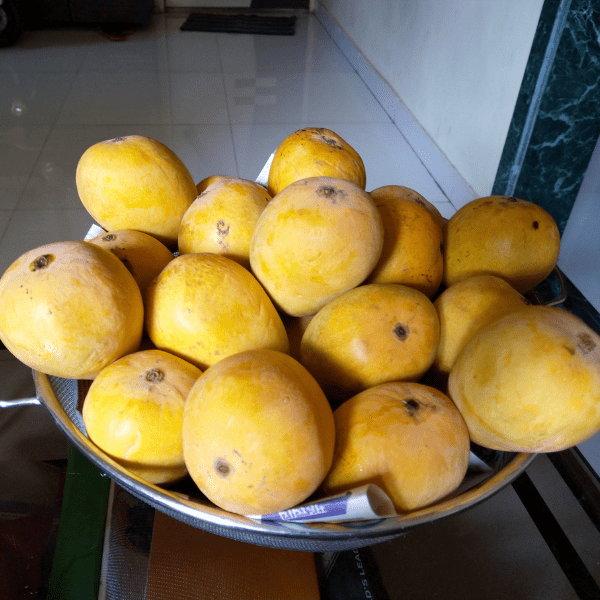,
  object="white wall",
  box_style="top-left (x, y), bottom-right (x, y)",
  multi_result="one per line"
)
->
top-left (317, 0), bottom-right (544, 197)
top-left (558, 135), bottom-right (600, 314)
